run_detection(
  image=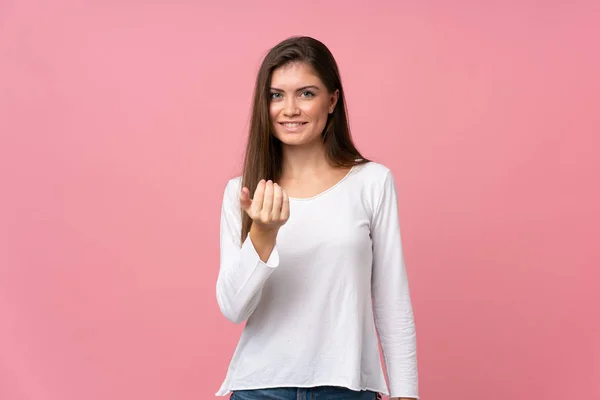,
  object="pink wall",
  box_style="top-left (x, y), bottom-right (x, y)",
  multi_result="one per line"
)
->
top-left (1, 1), bottom-right (599, 399)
